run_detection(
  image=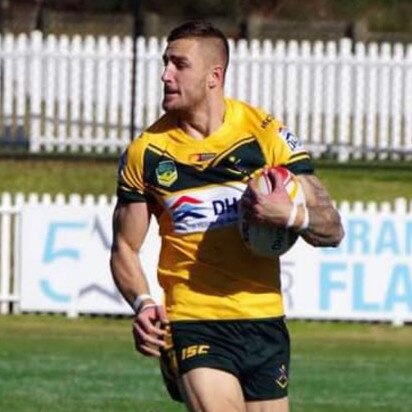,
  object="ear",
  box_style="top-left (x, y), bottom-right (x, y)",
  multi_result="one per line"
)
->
top-left (207, 65), bottom-right (224, 88)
